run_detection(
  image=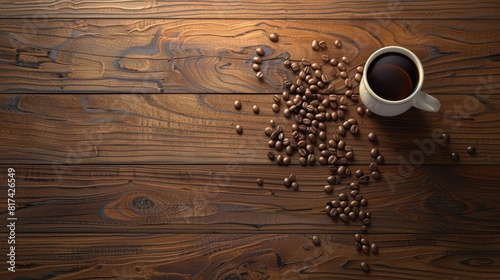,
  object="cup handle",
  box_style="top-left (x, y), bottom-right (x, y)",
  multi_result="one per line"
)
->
top-left (412, 91), bottom-right (441, 112)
